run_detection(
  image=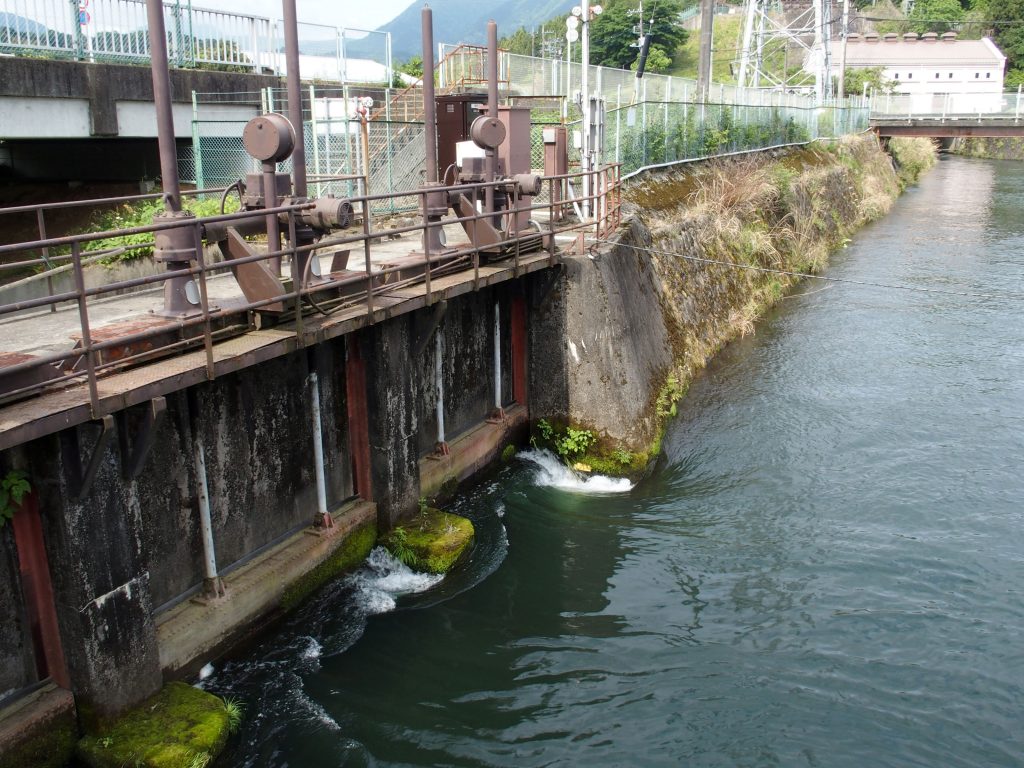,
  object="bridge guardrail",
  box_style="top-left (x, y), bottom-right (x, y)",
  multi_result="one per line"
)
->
top-left (0, 0), bottom-right (391, 76)
top-left (870, 89), bottom-right (1024, 121)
